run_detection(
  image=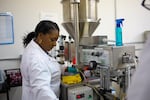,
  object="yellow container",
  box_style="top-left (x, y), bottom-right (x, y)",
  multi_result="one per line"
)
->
top-left (62, 73), bottom-right (82, 84)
